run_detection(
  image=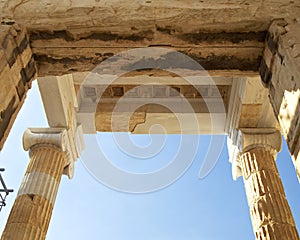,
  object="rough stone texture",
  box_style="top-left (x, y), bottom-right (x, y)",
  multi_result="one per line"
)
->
top-left (1, 78), bottom-right (84, 239)
top-left (31, 33), bottom-right (264, 76)
top-left (0, 1), bottom-right (298, 145)
top-left (0, 23), bottom-right (36, 150)
top-left (228, 129), bottom-right (300, 239)
top-left (3, 0), bottom-right (299, 76)
top-left (240, 147), bottom-right (299, 240)
top-left (0, 2), bottom-right (299, 239)
top-left (1, 0), bottom-right (299, 33)
top-left (260, 20), bottom-right (300, 180)
top-left (1, 146), bottom-right (67, 240)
